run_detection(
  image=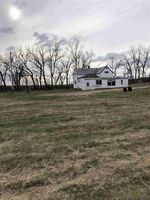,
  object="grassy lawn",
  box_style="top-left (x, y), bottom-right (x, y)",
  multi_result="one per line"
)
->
top-left (0, 87), bottom-right (150, 200)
